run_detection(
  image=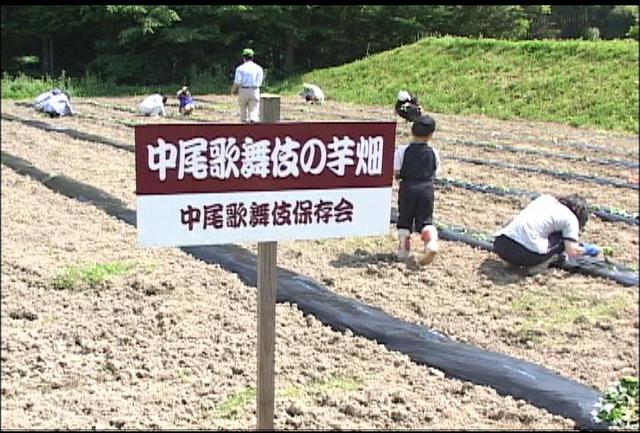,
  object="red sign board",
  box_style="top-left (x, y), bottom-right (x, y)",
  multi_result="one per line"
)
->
top-left (135, 122), bottom-right (395, 194)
